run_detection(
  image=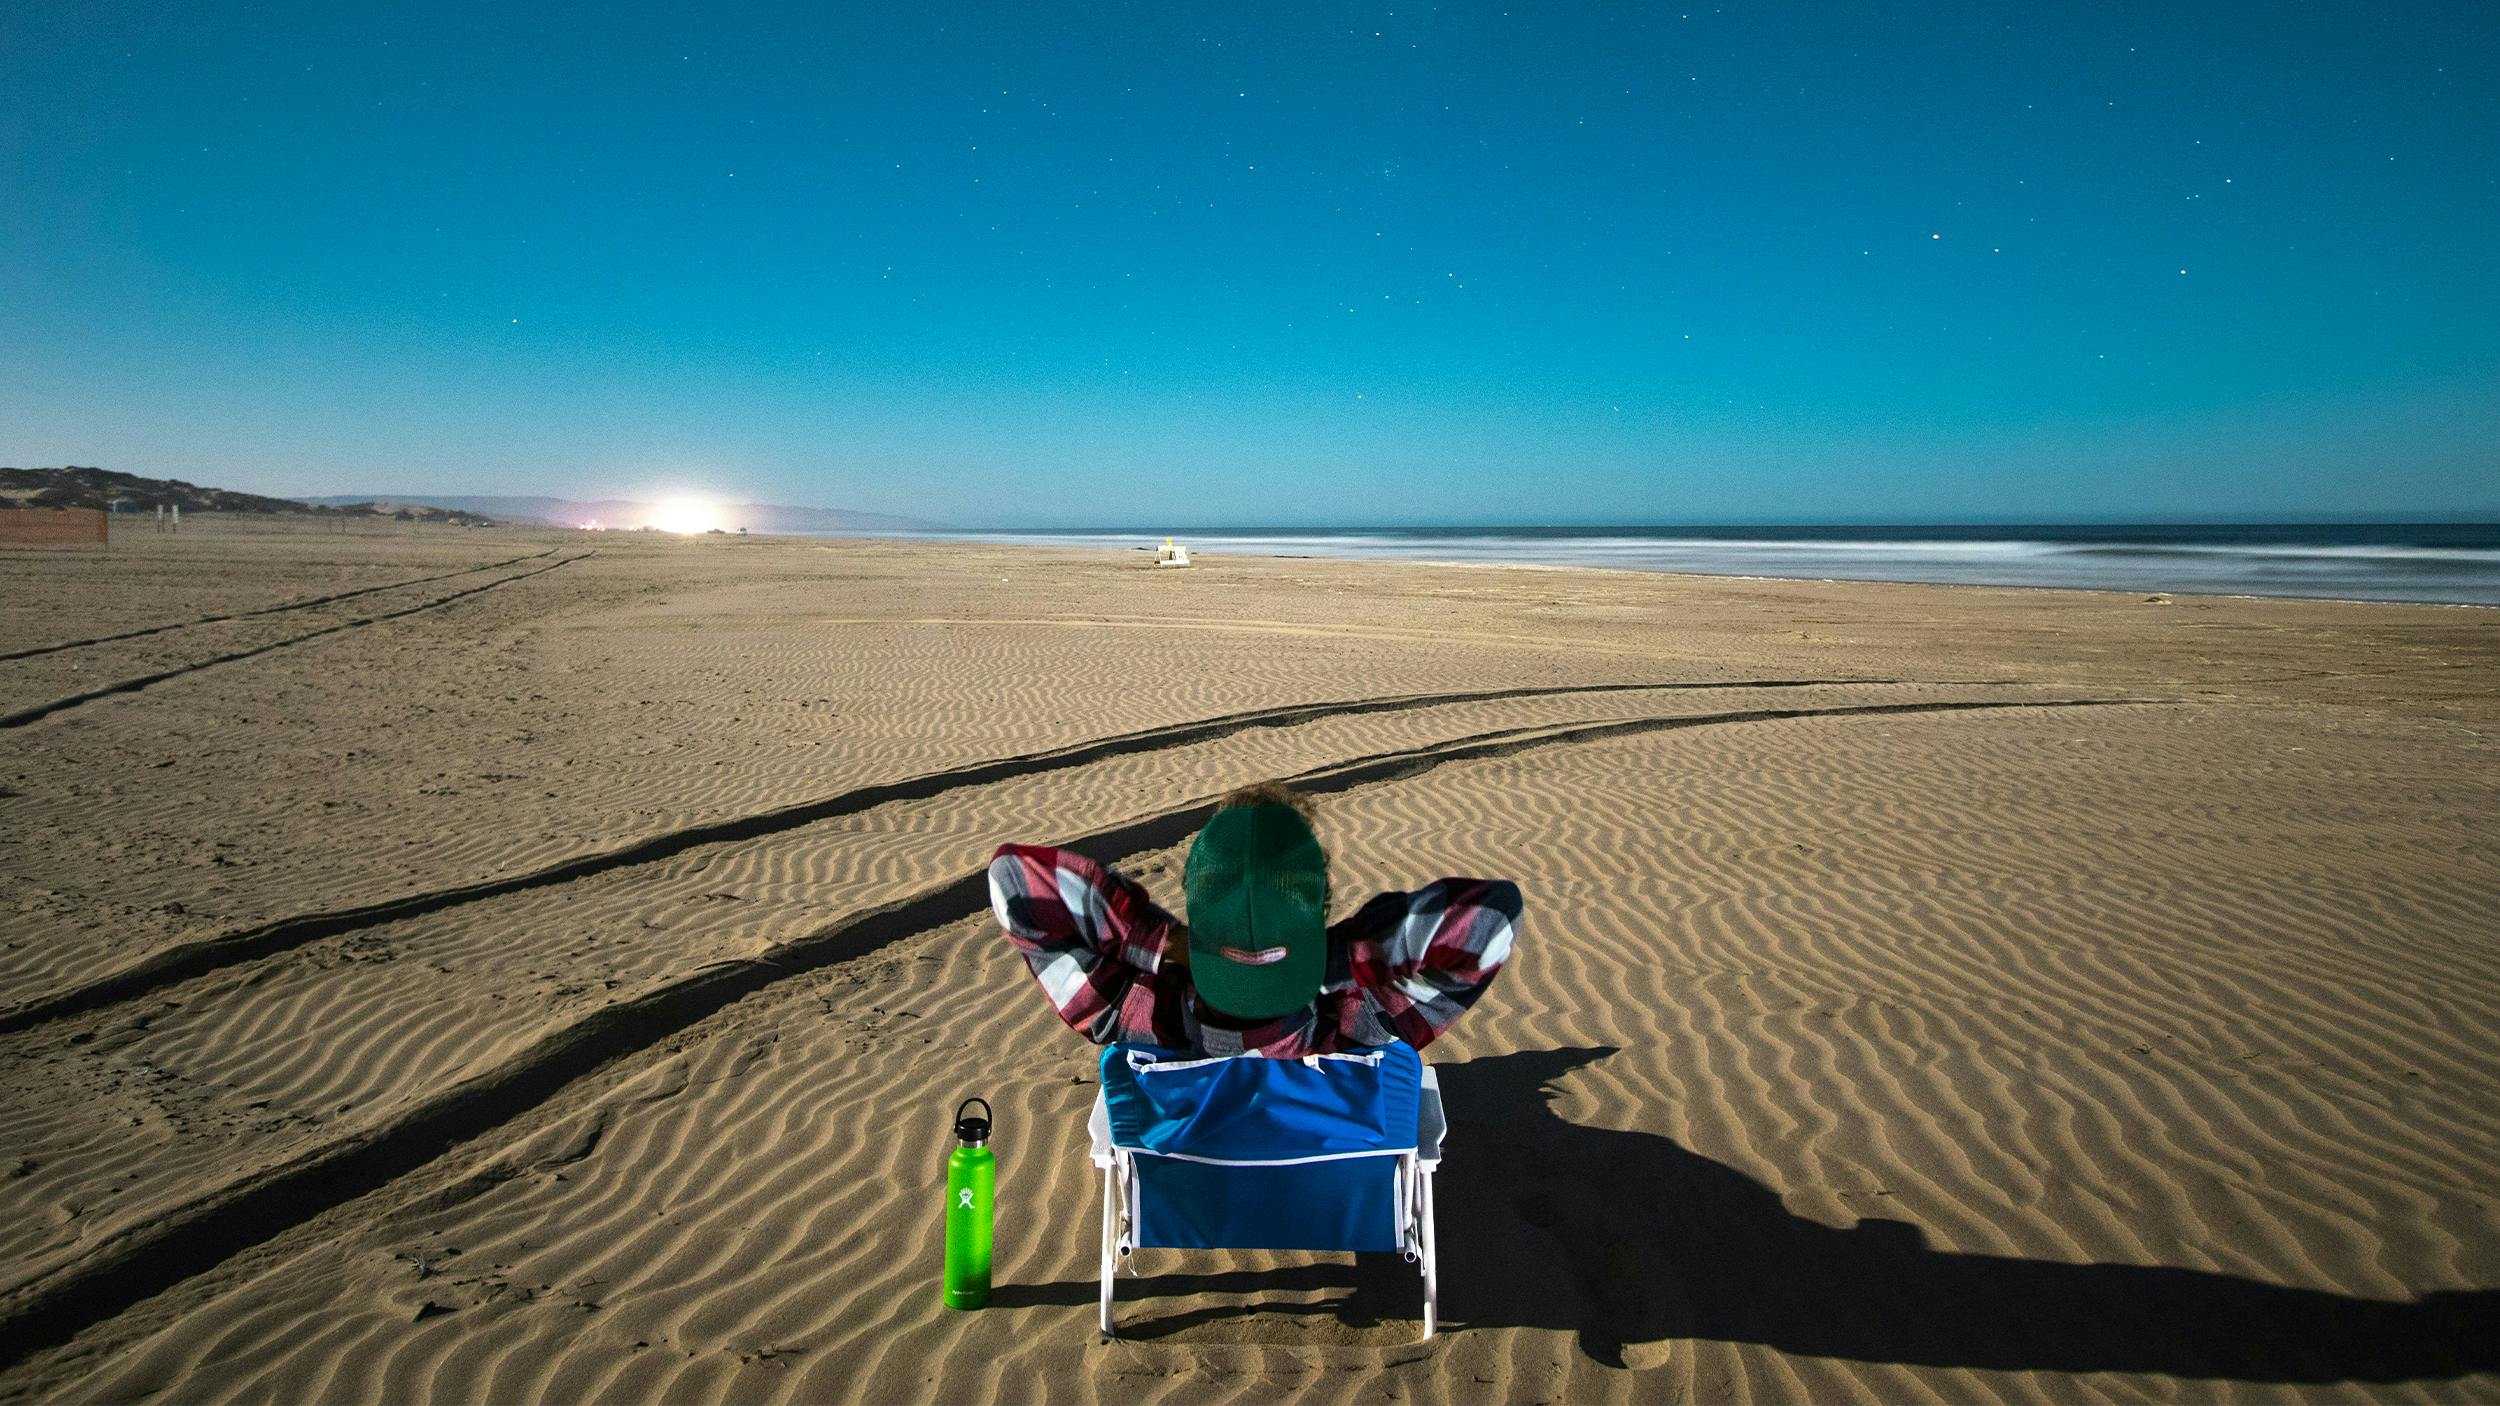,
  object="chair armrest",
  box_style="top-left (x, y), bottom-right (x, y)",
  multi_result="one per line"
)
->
top-left (1417, 1065), bottom-right (1446, 1164)
top-left (1087, 1087), bottom-right (1115, 1167)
